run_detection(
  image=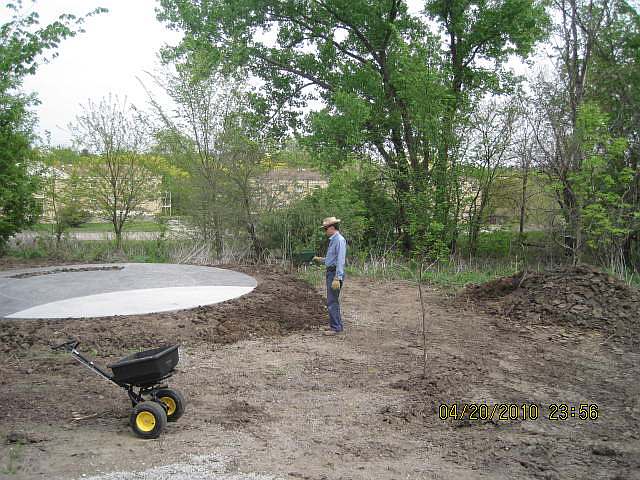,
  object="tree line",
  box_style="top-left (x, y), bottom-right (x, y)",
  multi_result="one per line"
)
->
top-left (1, 0), bottom-right (639, 273)
top-left (156, 0), bottom-right (640, 269)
